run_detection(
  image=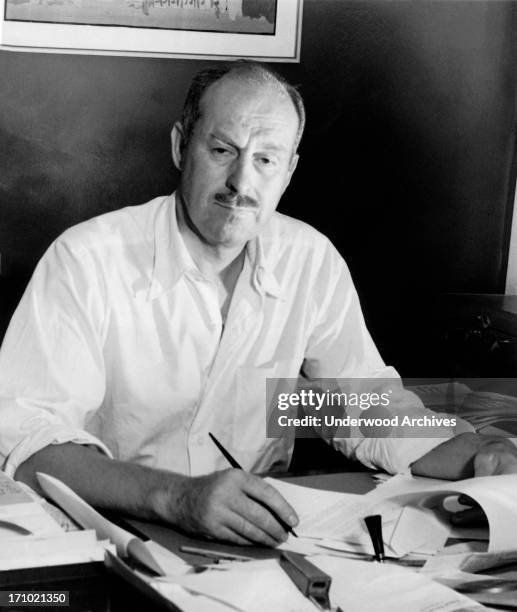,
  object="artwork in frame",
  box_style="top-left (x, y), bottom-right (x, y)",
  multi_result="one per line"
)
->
top-left (0, 0), bottom-right (302, 60)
